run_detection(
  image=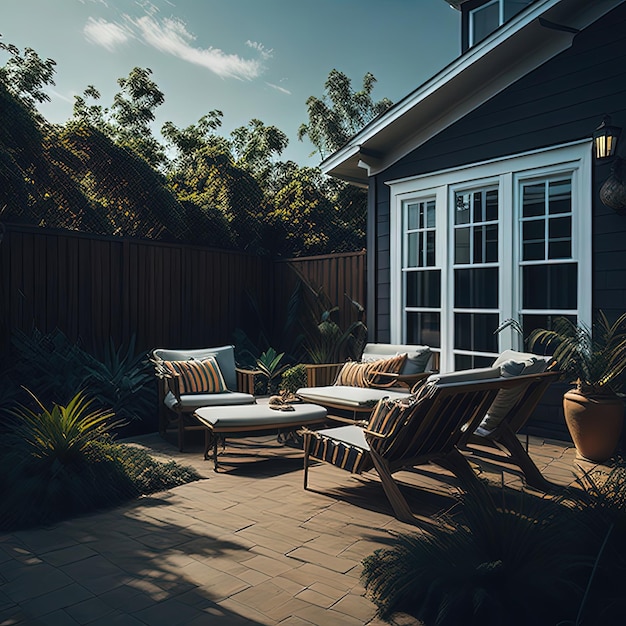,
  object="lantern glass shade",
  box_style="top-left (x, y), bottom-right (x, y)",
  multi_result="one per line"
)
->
top-left (593, 116), bottom-right (621, 160)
